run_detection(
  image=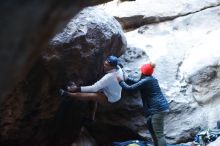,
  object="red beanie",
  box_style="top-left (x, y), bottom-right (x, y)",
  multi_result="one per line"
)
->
top-left (140, 63), bottom-right (154, 76)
